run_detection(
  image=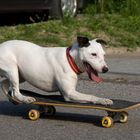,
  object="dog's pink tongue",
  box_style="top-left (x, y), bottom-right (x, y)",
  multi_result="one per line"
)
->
top-left (86, 64), bottom-right (102, 83)
top-left (90, 72), bottom-right (102, 83)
